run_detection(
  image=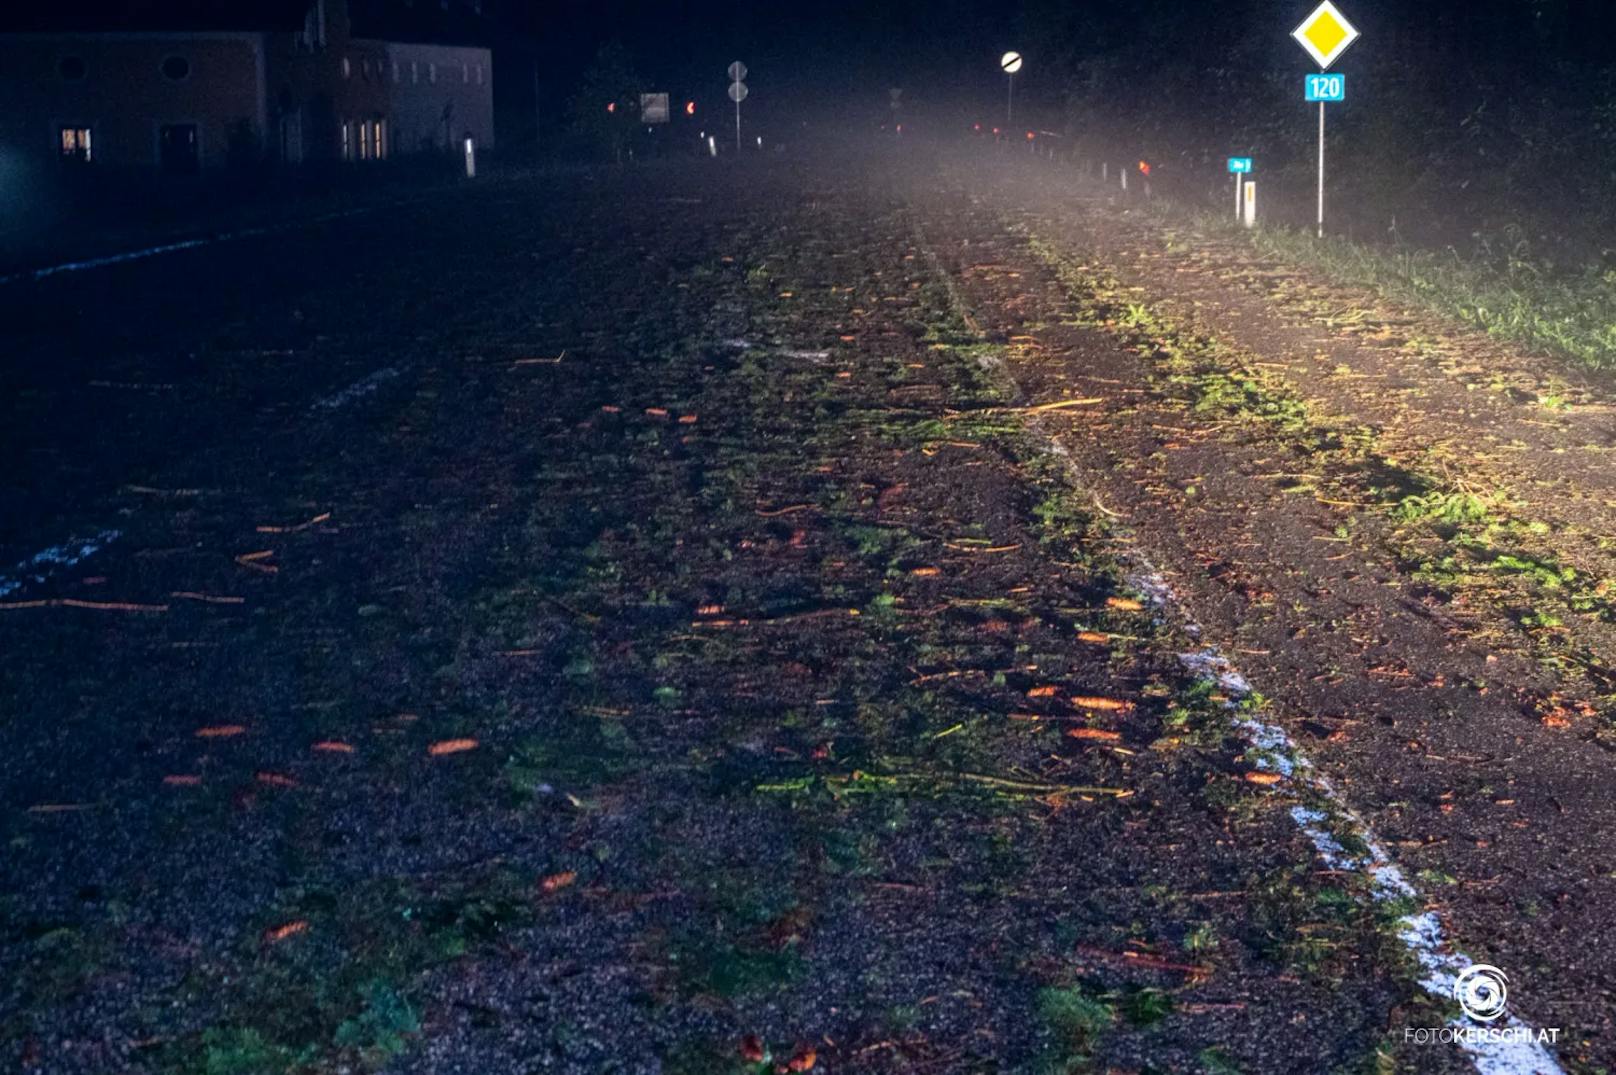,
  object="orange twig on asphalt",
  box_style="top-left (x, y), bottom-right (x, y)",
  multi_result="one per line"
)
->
top-left (256, 512), bottom-right (331, 534)
top-left (0, 598), bottom-right (169, 612)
